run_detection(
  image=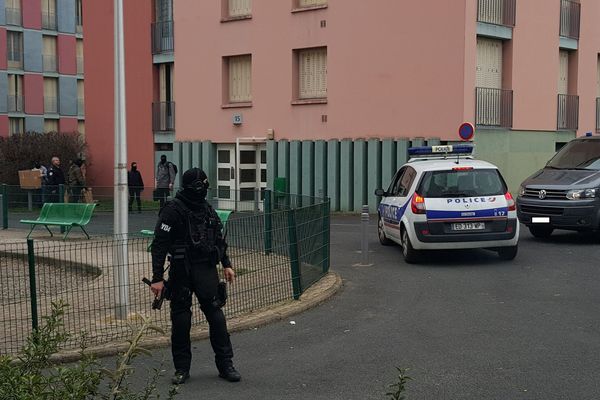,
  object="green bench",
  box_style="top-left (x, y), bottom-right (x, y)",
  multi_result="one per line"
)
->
top-left (20, 203), bottom-right (97, 240)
